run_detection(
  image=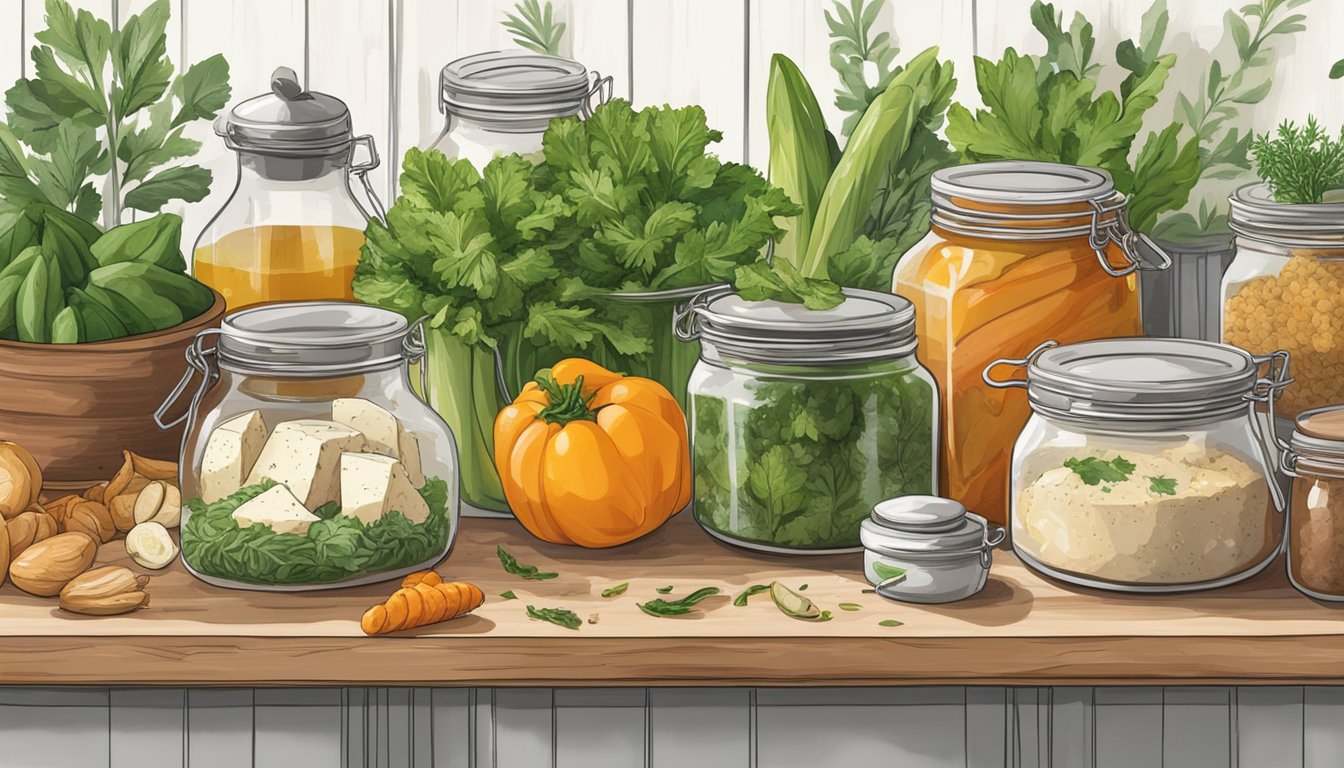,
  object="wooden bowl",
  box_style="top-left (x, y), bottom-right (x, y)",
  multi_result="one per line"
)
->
top-left (0, 290), bottom-right (226, 490)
